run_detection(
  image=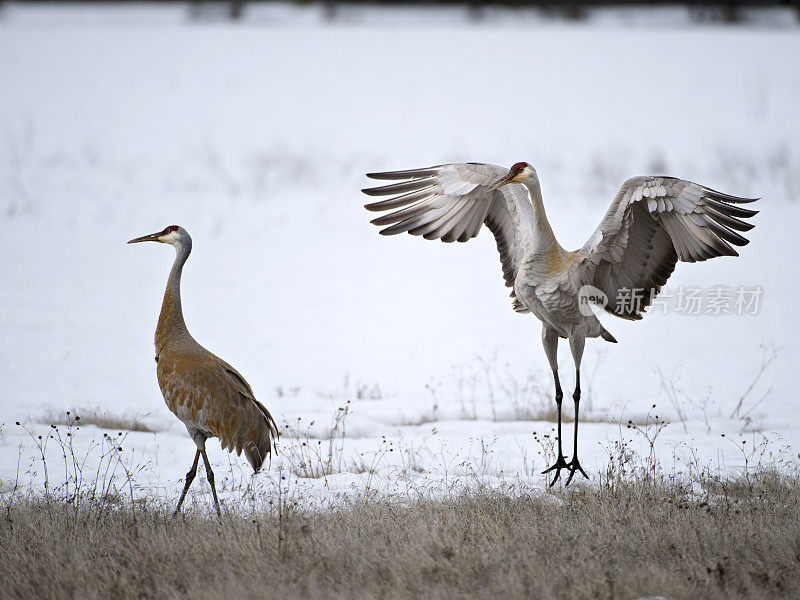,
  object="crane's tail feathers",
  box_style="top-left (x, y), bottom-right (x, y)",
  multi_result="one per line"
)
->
top-left (238, 400), bottom-right (279, 473)
top-left (244, 428), bottom-right (278, 473)
top-left (600, 328), bottom-right (618, 343)
top-left (244, 440), bottom-right (271, 474)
